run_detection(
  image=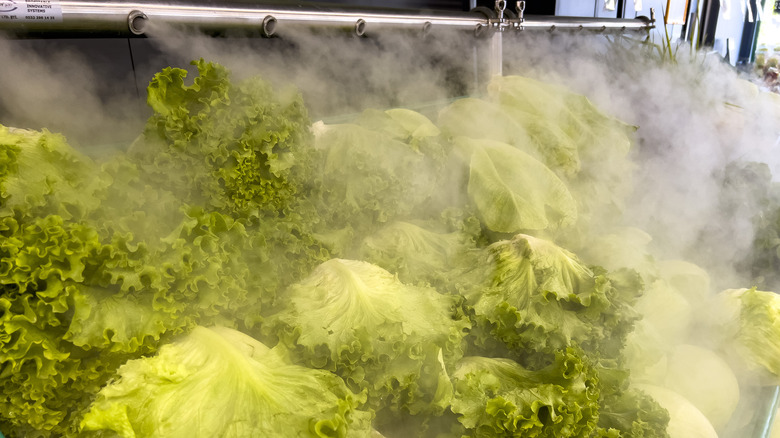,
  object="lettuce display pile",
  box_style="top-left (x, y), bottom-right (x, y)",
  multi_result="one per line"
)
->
top-left (0, 59), bottom-right (777, 438)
